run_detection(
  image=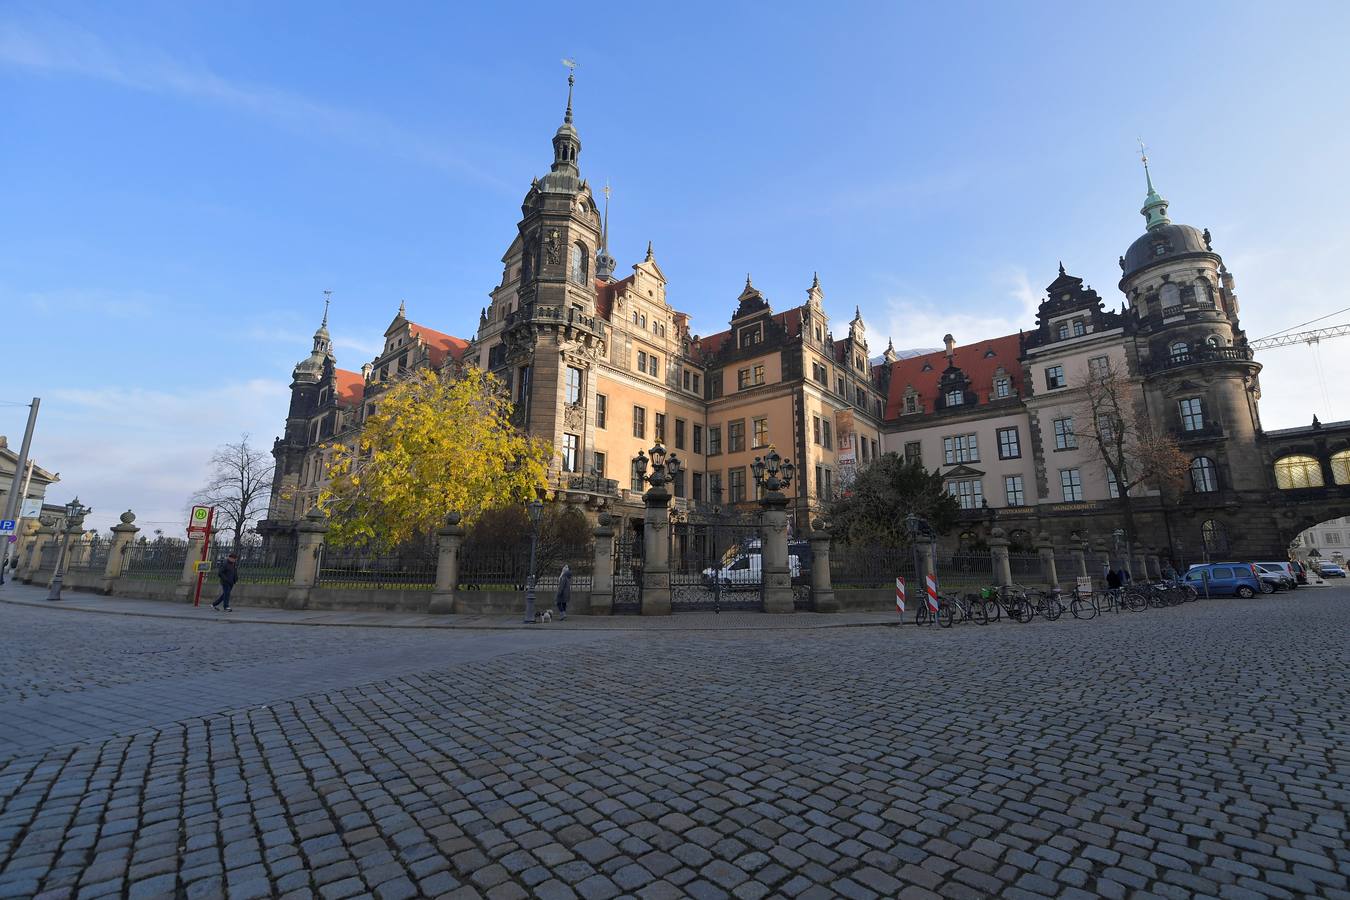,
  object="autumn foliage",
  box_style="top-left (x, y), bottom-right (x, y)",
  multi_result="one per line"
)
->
top-left (320, 368), bottom-right (550, 549)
